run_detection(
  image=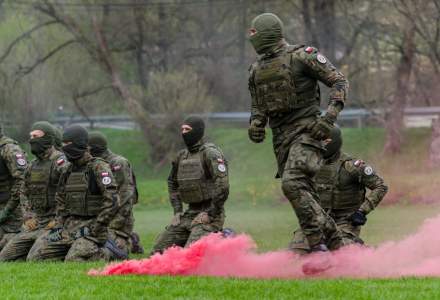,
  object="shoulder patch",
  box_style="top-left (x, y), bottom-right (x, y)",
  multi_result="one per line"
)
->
top-left (364, 166), bottom-right (374, 176)
top-left (56, 158), bottom-right (65, 166)
top-left (15, 153), bottom-right (24, 159)
top-left (317, 53), bottom-right (327, 64)
top-left (112, 164), bottom-right (121, 171)
top-left (101, 172), bottom-right (109, 177)
top-left (305, 46), bottom-right (315, 54)
top-left (218, 164), bottom-right (226, 173)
